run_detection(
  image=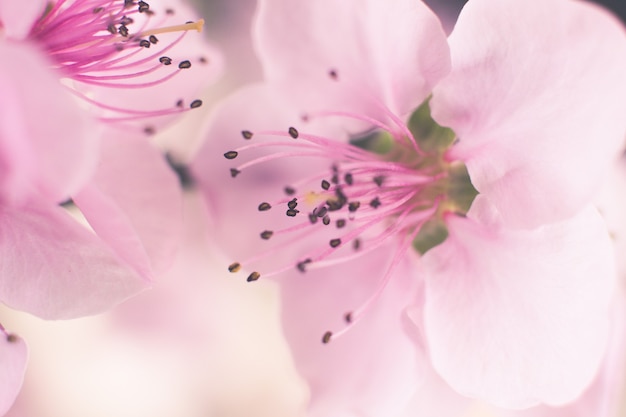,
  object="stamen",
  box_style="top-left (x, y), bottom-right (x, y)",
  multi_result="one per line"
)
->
top-left (228, 262), bottom-right (241, 273)
top-left (247, 271), bottom-right (261, 282)
top-left (258, 202), bottom-right (272, 211)
top-left (138, 19), bottom-right (204, 37)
